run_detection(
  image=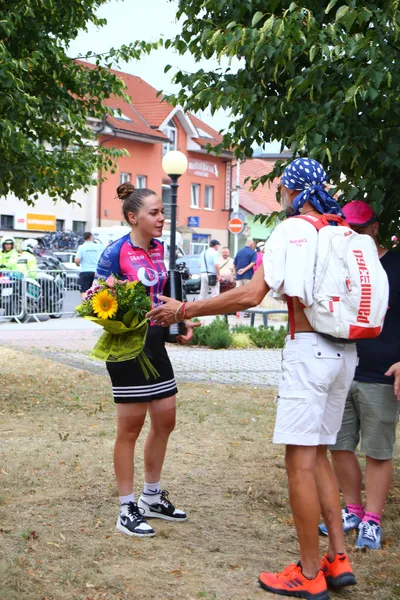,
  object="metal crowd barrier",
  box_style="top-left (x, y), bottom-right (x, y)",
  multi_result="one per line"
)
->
top-left (0, 269), bottom-right (81, 323)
